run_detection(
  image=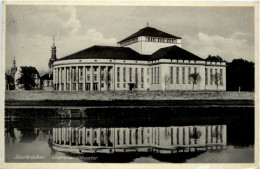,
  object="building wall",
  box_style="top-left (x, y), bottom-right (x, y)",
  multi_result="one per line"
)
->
top-left (122, 36), bottom-right (182, 55)
top-left (53, 58), bottom-right (226, 91)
